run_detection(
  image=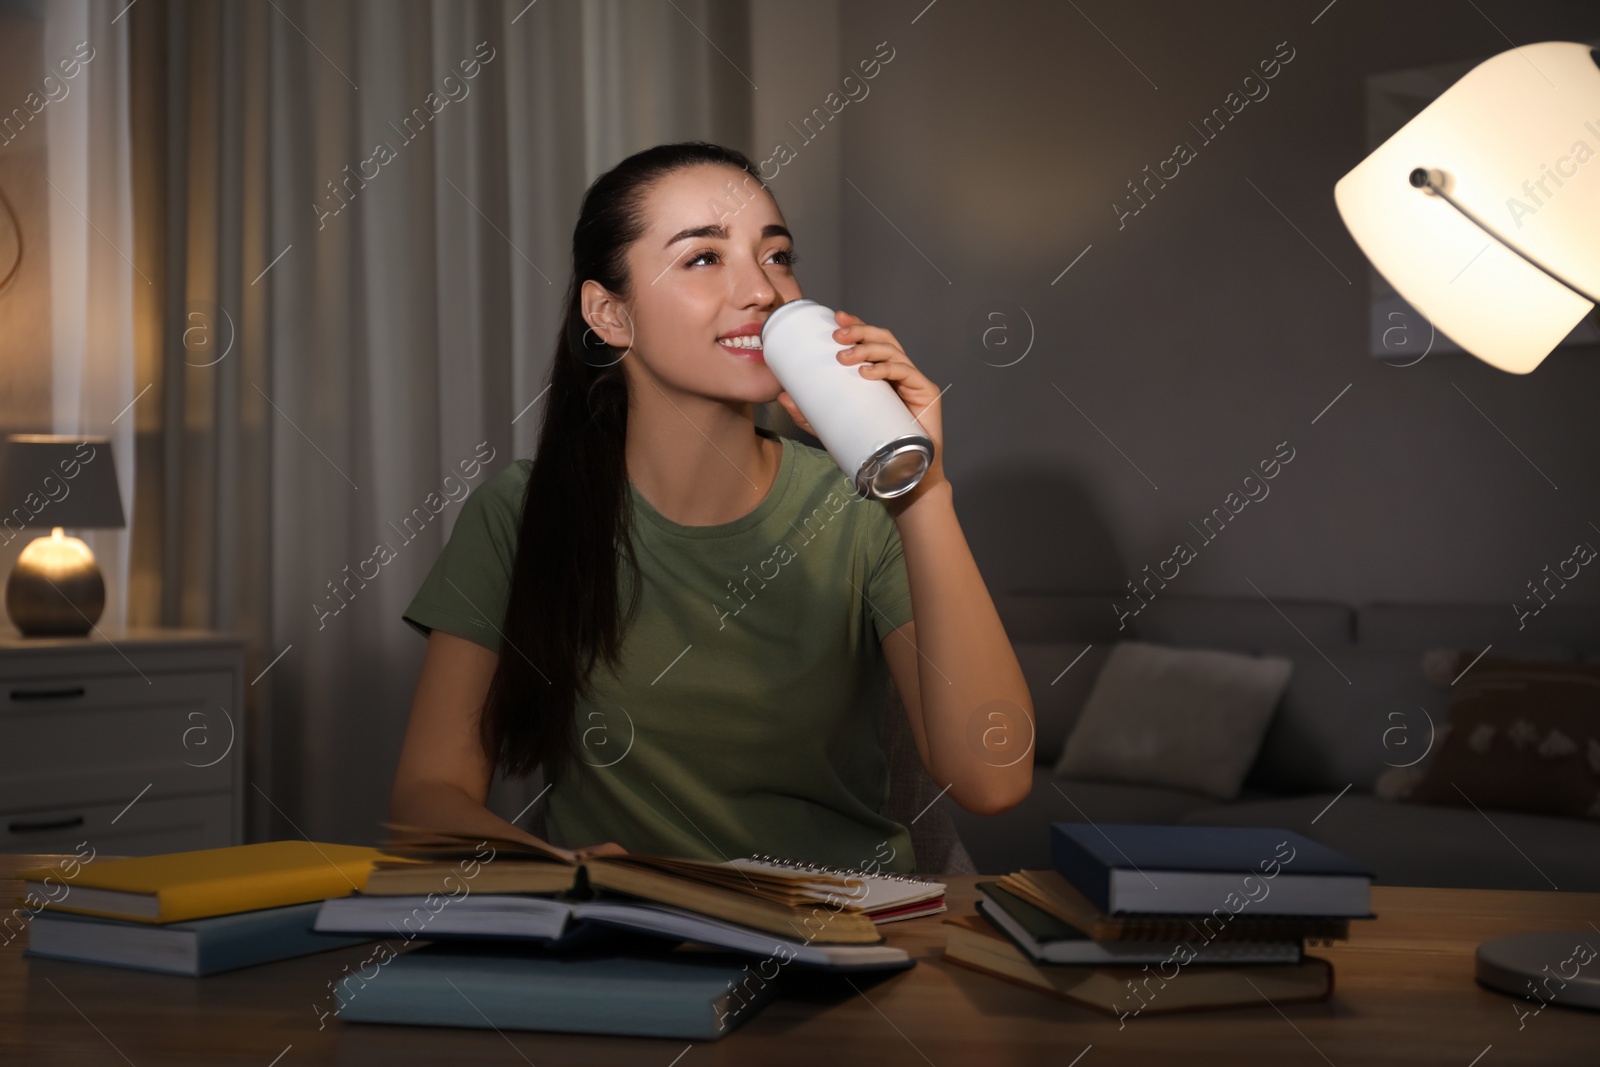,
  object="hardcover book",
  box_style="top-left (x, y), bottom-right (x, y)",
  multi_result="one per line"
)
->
top-left (1049, 823), bottom-right (1372, 916)
top-left (25, 901), bottom-right (372, 976)
top-left (335, 940), bottom-right (780, 1039)
top-left (15, 841), bottom-right (384, 924)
